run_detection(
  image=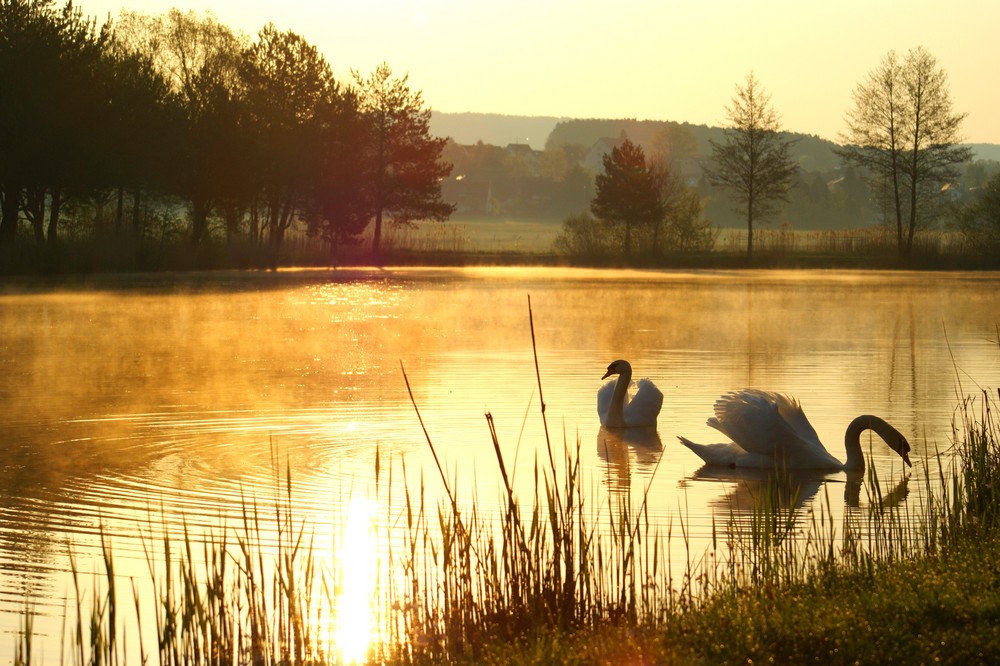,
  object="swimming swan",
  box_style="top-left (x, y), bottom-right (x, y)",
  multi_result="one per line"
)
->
top-left (597, 360), bottom-right (663, 428)
top-left (678, 389), bottom-right (911, 471)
